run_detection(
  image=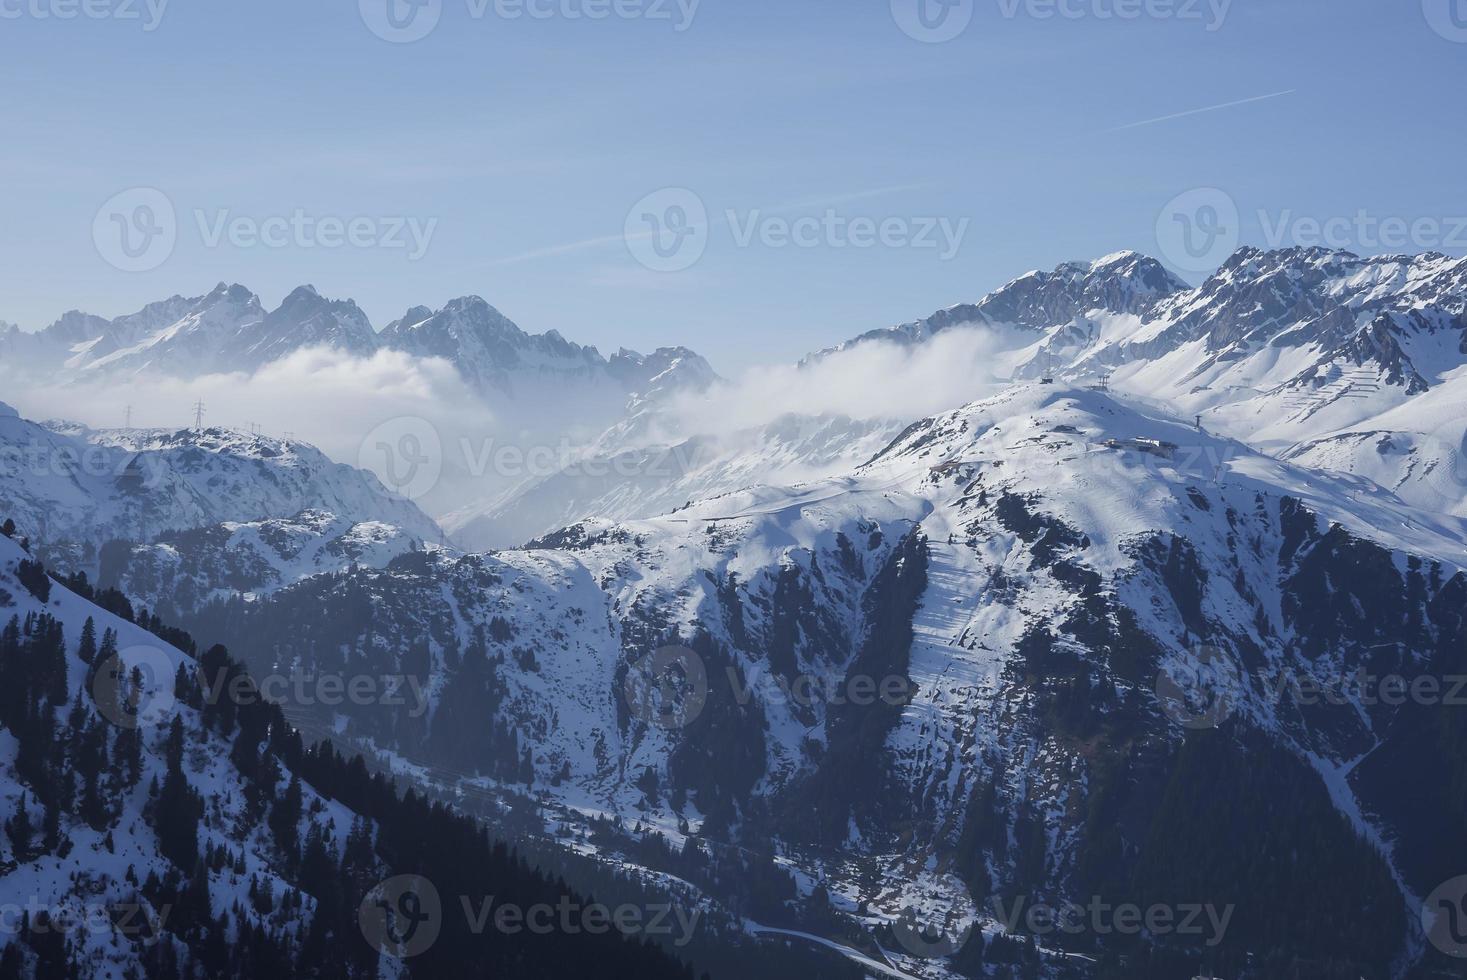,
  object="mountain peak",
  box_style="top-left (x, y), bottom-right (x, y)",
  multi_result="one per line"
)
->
top-left (282, 283), bottom-right (322, 302)
top-left (207, 281), bottom-right (254, 298)
top-left (1091, 248), bottom-right (1147, 267)
top-left (443, 294), bottom-right (502, 315)
top-left (271, 283), bottom-right (369, 321)
top-left (396, 305), bottom-right (434, 329)
top-left (1088, 249), bottom-right (1188, 286)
